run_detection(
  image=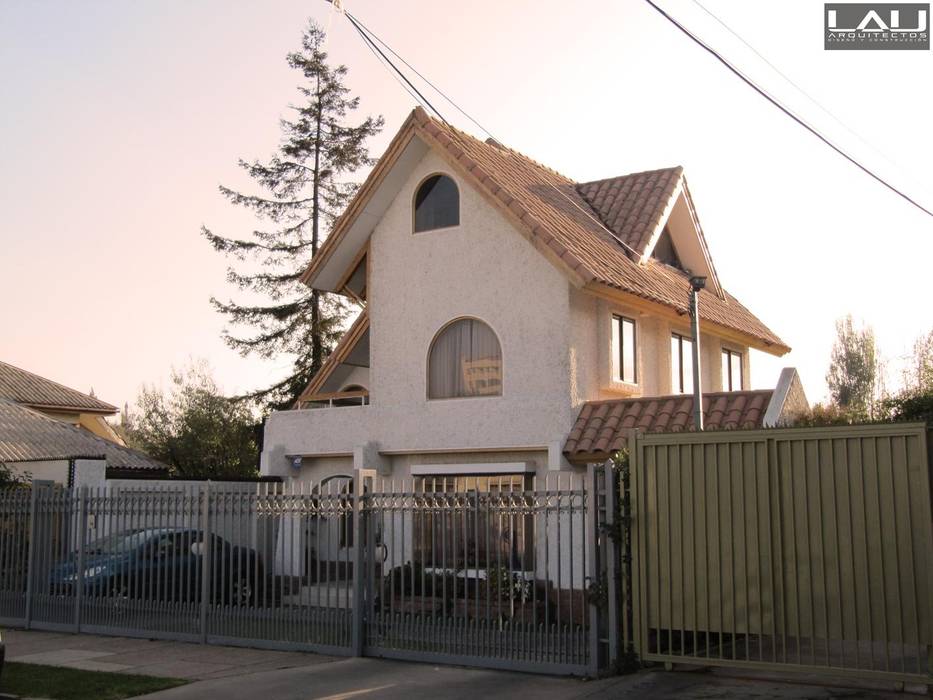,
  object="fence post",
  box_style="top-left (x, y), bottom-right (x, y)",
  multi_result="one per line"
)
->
top-left (586, 462), bottom-right (601, 677)
top-left (74, 486), bottom-right (88, 632)
top-left (199, 481), bottom-right (211, 644)
top-left (604, 460), bottom-right (619, 672)
top-left (24, 482), bottom-right (38, 630)
top-left (628, 432), bottom-right (644, 660)
top-left (350, 469), bottom-right (365, 656)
